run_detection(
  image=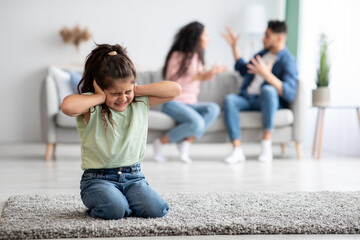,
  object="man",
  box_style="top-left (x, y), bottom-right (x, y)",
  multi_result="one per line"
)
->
top-left (222, 20), bottom-right (298, 163)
